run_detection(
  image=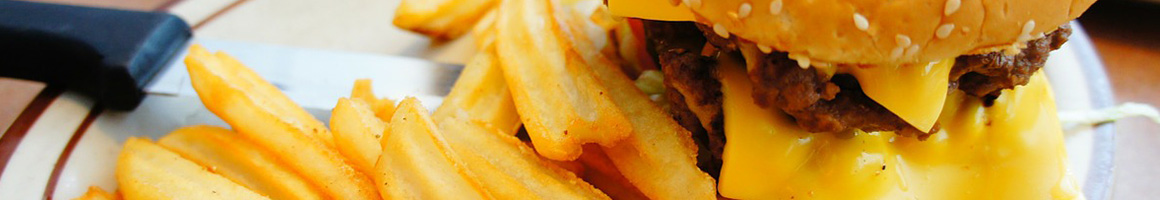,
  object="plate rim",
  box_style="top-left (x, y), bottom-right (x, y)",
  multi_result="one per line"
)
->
top-left (1069, 21), bottom-right (1117, 200)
